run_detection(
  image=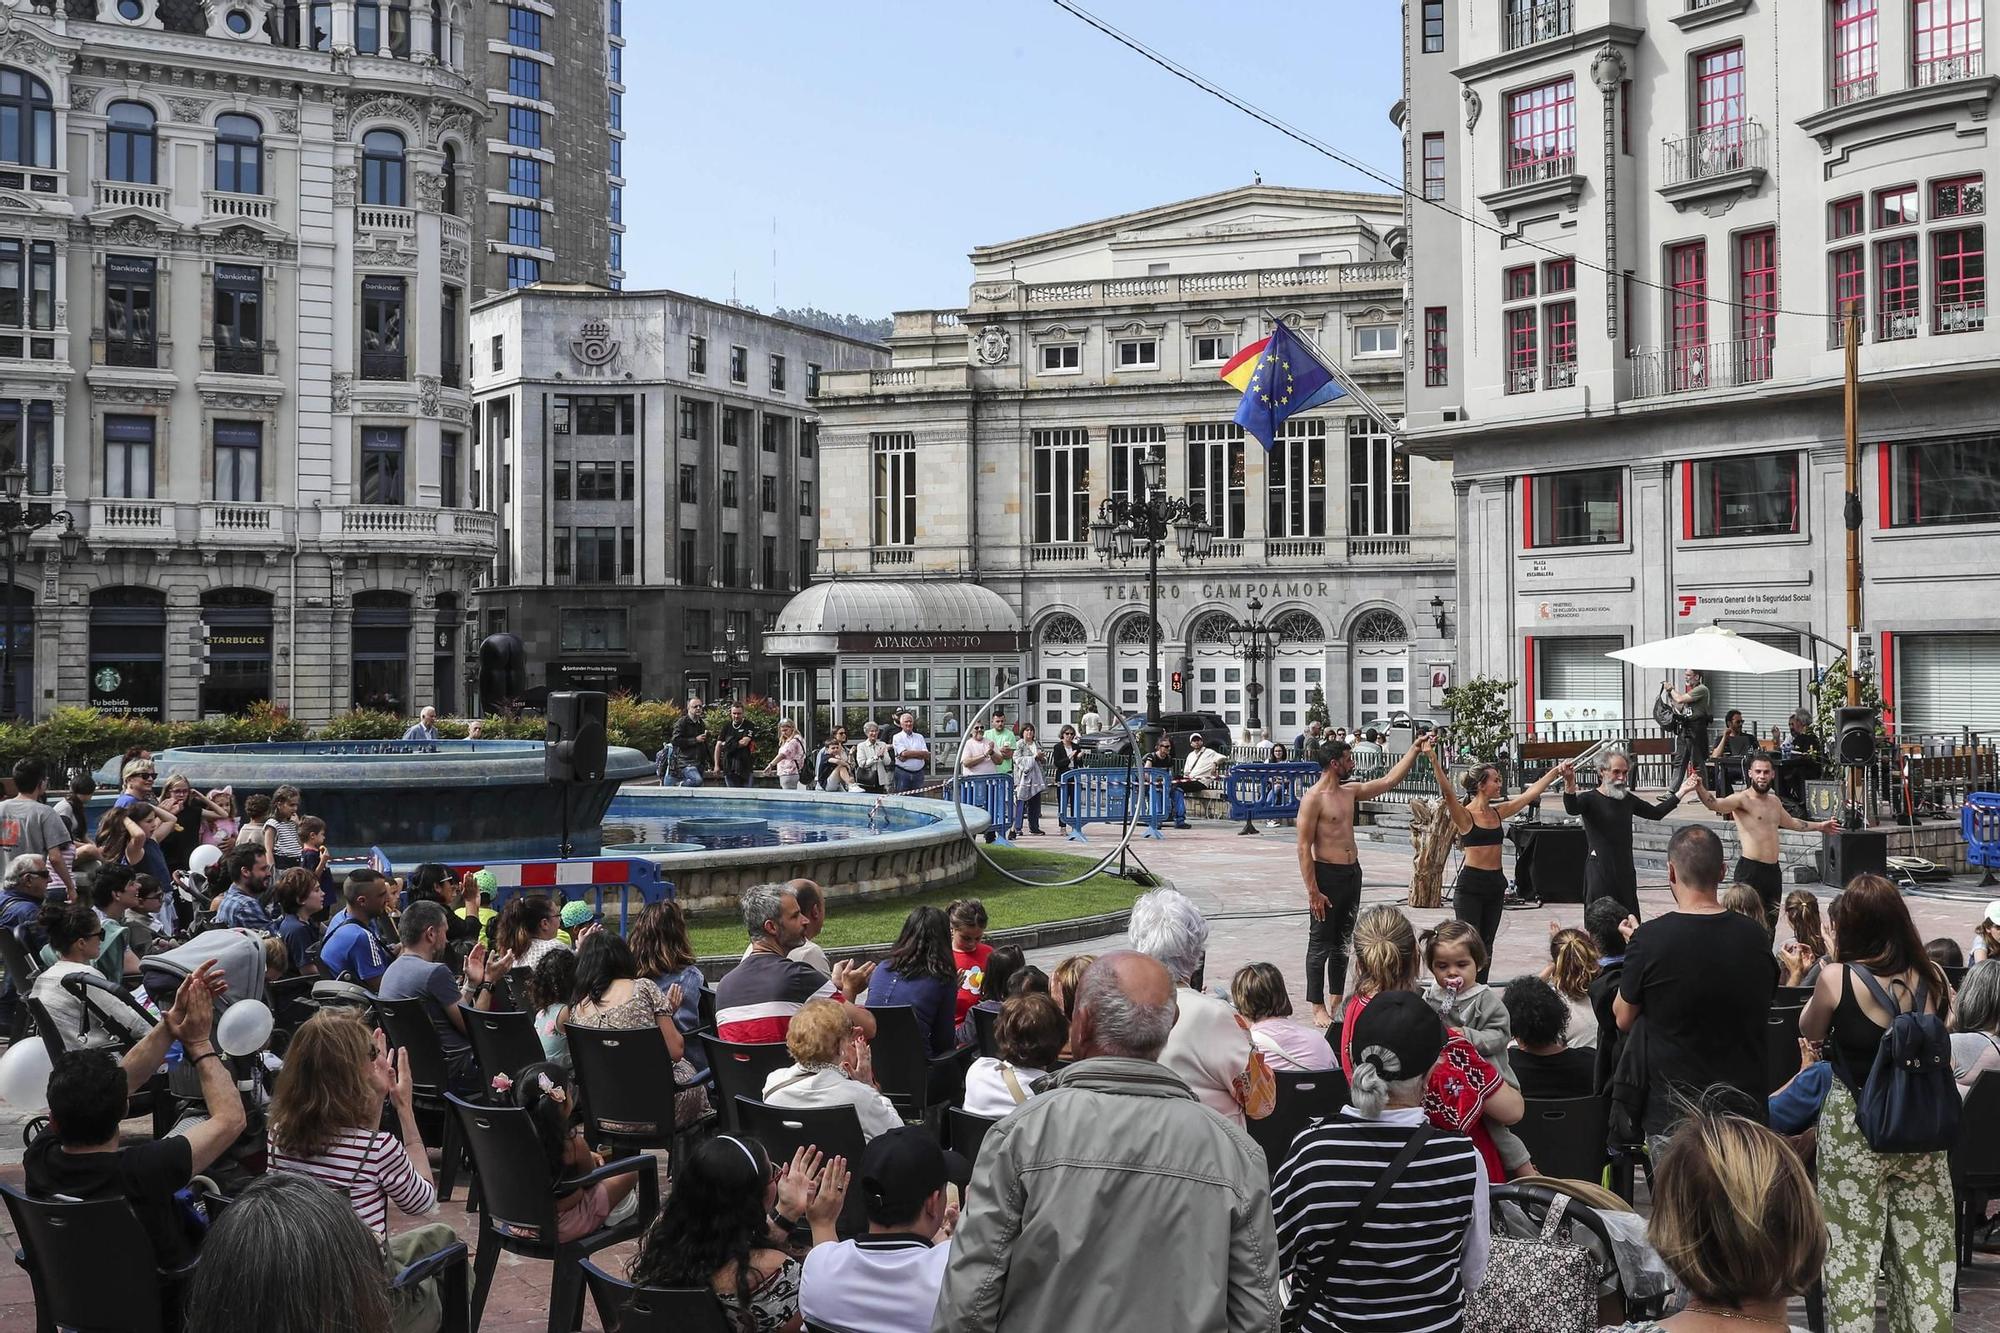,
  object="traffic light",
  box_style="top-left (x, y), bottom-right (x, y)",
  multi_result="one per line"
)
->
top-left (545, 690), bottom-right (608, 783)
top-left (1171, 671), bottom-right (1183, 692)
top-left (1835, 705), bottom-right (1878, 766)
